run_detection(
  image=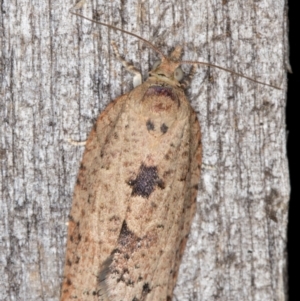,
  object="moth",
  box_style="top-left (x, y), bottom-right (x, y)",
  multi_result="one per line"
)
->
top-left (61, 11), bottom-right (280, 301)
